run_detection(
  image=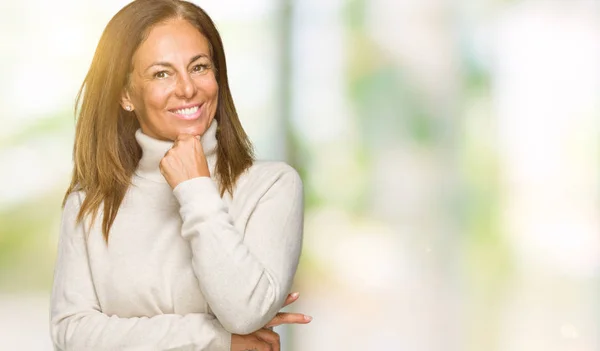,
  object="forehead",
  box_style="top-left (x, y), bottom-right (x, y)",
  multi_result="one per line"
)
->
top-left (133, 18), bottom-right (210, 66)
